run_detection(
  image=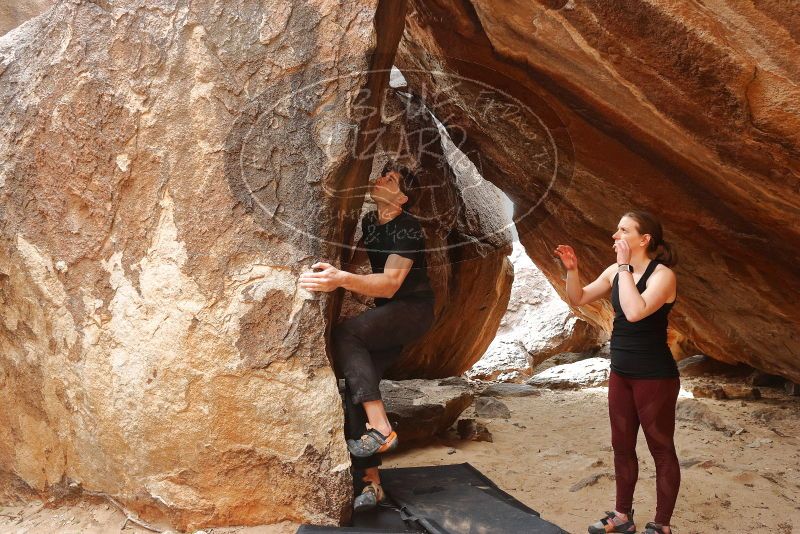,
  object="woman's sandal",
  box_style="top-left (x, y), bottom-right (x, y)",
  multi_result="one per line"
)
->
top-left (353, 481), bottom-right (385, 513)
top-left (347, 426), bottom-right (398, 458)
top-left (587, 509), bottom-right (636, 533)
top-left (644, 522), bottom-right (670, 534)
